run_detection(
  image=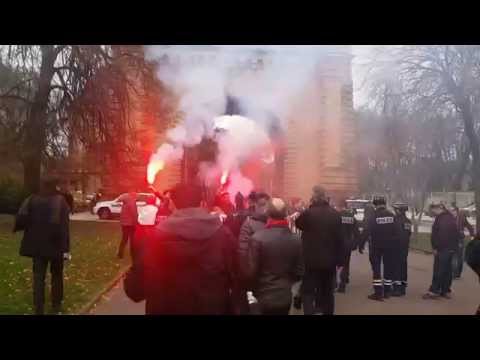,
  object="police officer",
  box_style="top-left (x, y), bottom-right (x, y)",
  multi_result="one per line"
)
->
top-left (337, 200), bottom-right (361, 293)
top-left (364, 195), bottom-right (399, 301)
top-left (392, 203), bottom-right (412, 297)
top-left (358, 202), bottom-right (375, 253)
